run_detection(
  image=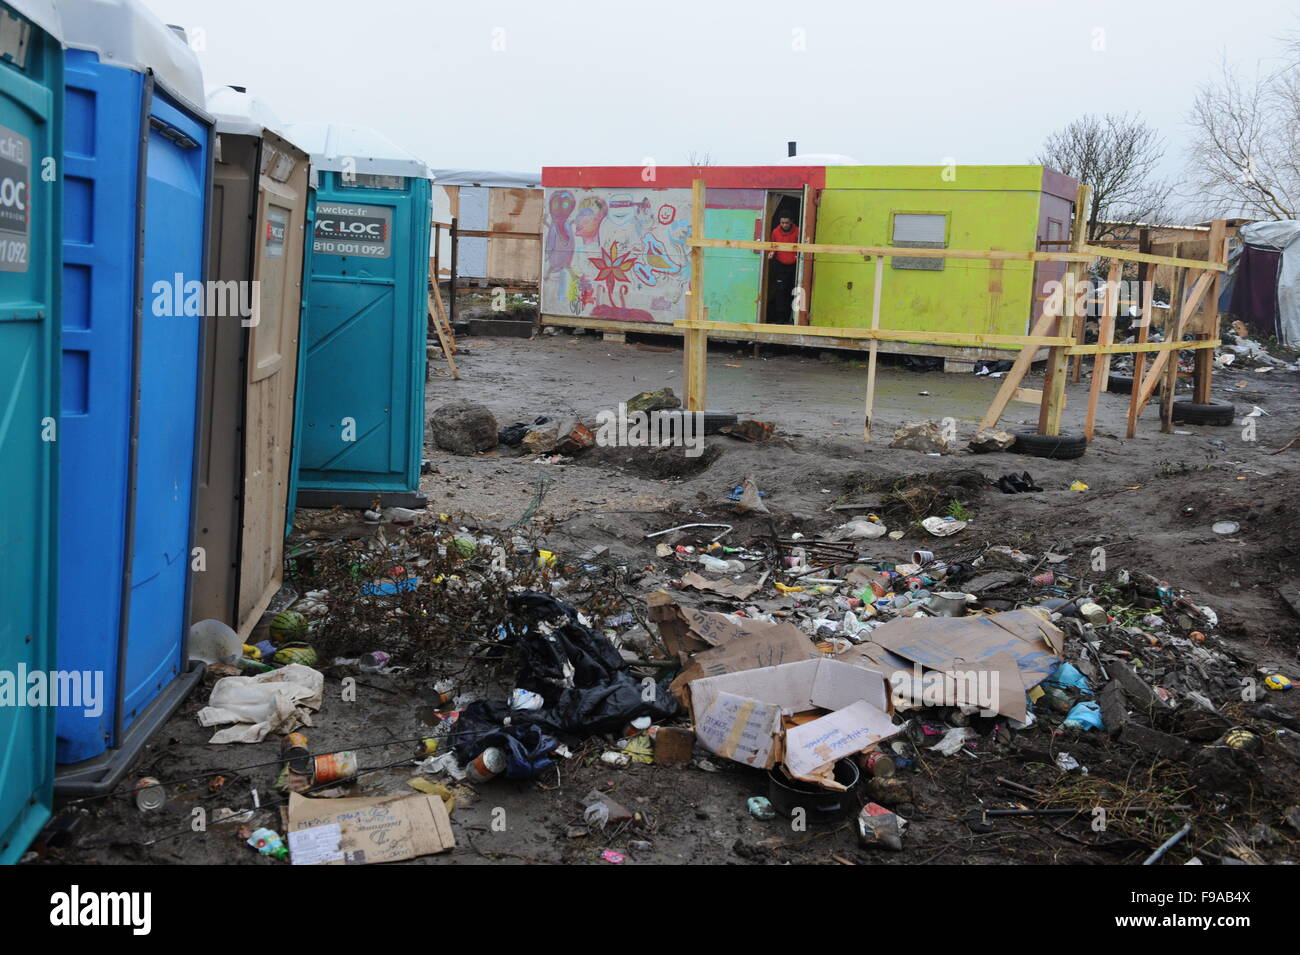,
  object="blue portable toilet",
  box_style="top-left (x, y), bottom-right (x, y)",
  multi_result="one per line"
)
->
top-left (0, 0), bottom-right (62, 865)
top-left (285, 123), bottom-right (433, 508)
top-left (52, 0), bottom-right (211, 793)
